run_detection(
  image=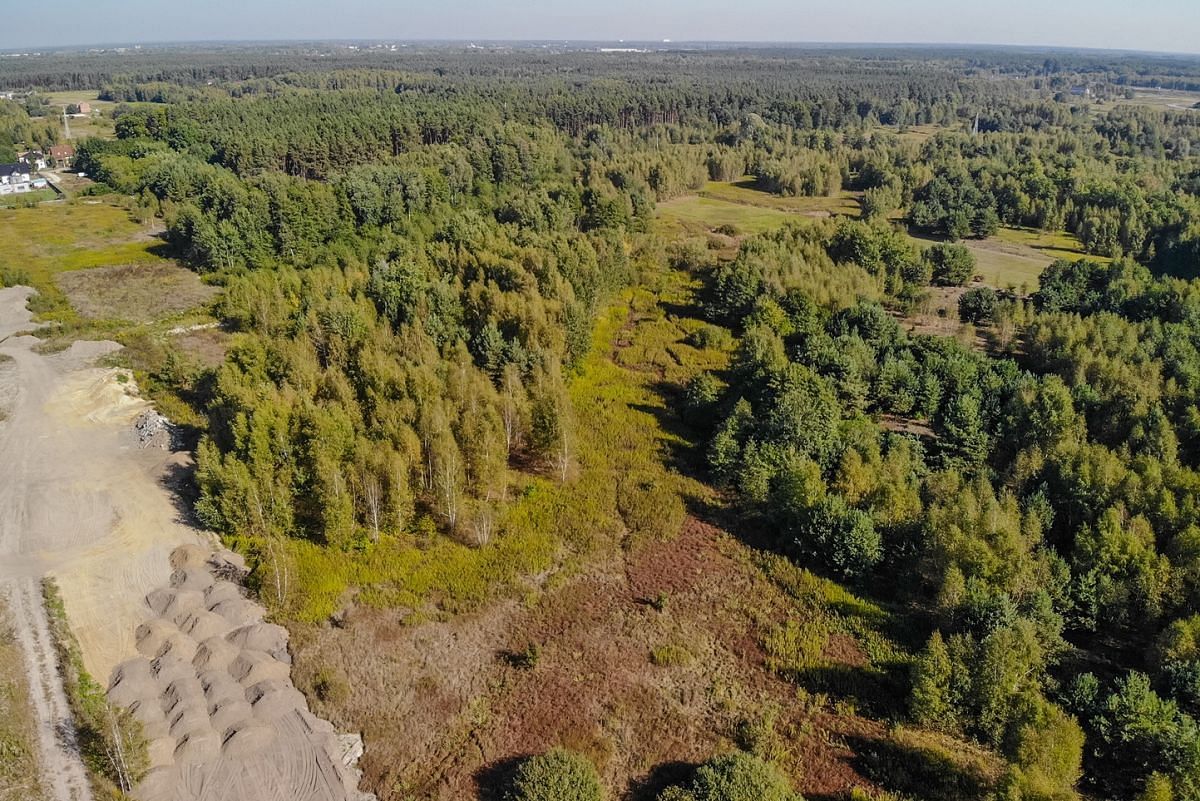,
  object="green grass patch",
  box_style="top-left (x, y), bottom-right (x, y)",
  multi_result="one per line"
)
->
top-left (656, 195), bottom-right (796, 237)
top-left (905, 226), bottom-right (1102, 292)
top-left (0, 200), bottom-right (167, 324)
top-left (656, 182), bottom-right (861, 239)
top-left (649, 641), bottom-right (694, 667)
top-left (0, 189), bottom-right (59, 207)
